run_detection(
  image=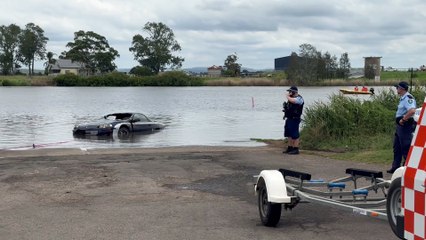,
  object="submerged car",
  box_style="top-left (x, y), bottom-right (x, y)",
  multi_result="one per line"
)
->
top-left (73, 113), bottom-right (165, 138)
